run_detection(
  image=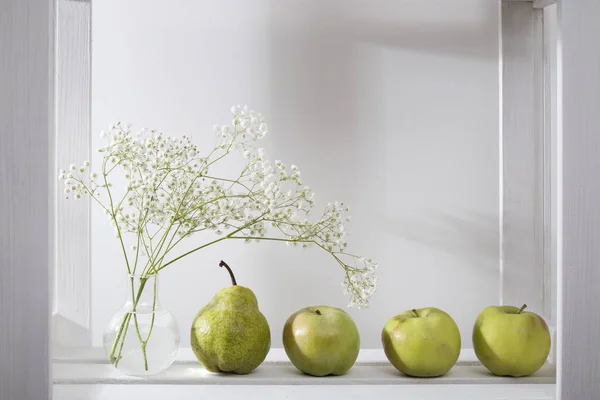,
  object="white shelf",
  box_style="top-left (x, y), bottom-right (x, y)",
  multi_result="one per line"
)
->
top-left (53, 348), bottom-right (556, 399)
top-left (54, 384), bottom-right (556, 400)
top-left (53, 361), bottom-right (555, 386)
top-left (54, 347), bottom-right (481, 365)
top-left (53, 363), bottom-right (556, 386)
